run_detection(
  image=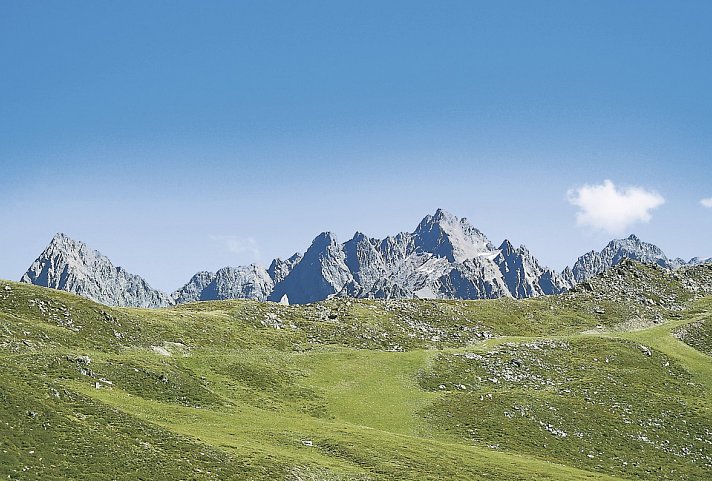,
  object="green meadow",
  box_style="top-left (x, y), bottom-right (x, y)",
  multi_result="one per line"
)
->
top-left (1, 263), bottom-right (710, 480)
